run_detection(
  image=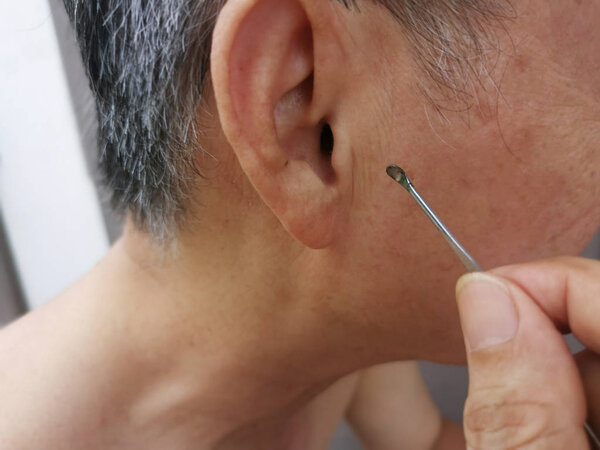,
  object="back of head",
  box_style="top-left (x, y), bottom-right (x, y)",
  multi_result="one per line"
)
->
top-left (63, 0), bottom-right (227, 241)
